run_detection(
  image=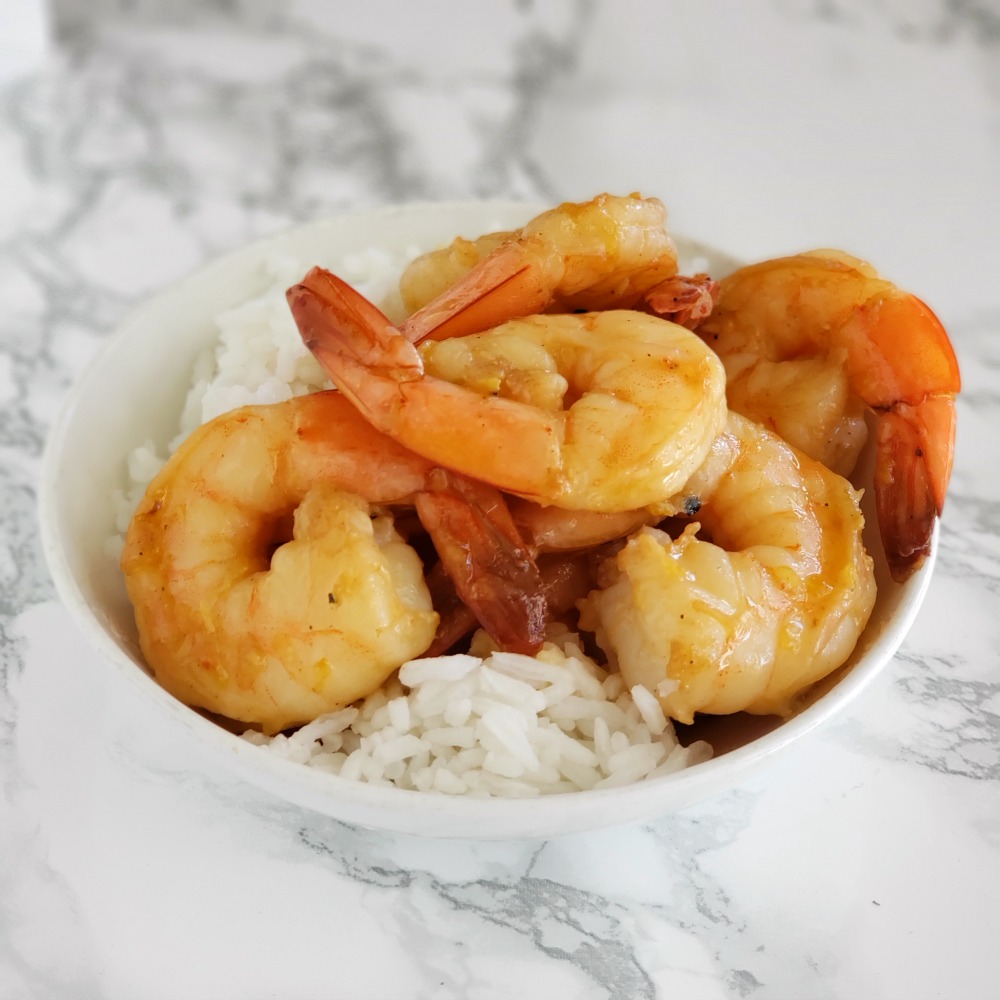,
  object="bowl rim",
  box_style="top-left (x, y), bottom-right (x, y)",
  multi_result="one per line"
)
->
top-left (38, 199), bottom-right (939, 838)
